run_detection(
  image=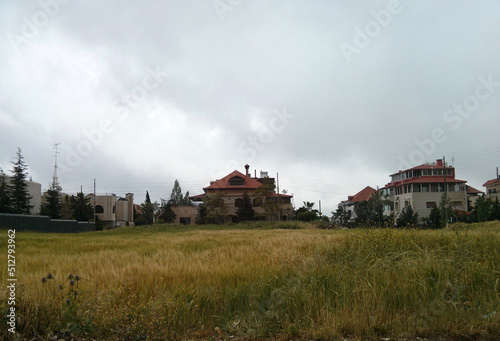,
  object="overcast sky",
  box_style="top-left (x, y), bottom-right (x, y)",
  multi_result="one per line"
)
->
top-left (1, 0), bottom-right (499, 213)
